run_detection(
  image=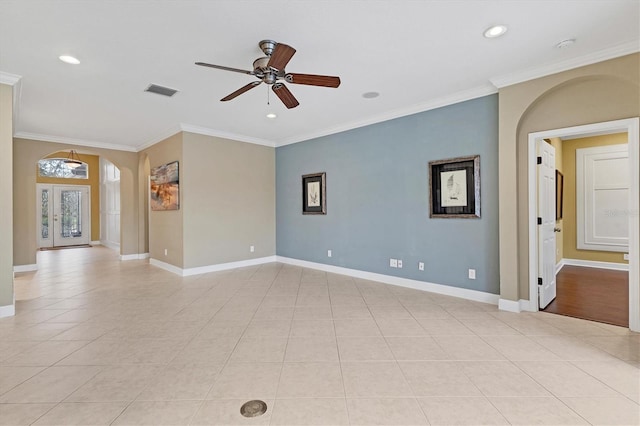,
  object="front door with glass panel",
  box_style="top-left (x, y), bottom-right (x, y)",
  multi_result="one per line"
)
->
top-left (37, 184), bottom-right (91, 247)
